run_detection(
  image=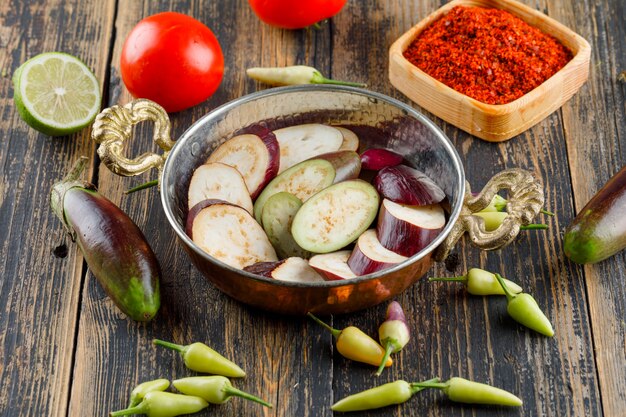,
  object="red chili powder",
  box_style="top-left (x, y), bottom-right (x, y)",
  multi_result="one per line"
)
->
top-left (403, 6), bottom-right (573, 105)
